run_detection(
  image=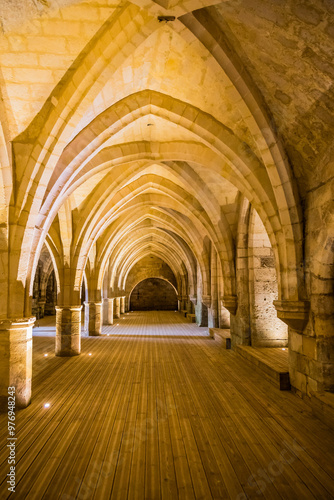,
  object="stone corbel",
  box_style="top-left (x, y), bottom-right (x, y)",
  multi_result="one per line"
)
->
top-left (189, 294), bottom-right (197, 305)
top-left (202, 295), bottom-right (211, 308)
top-left (273, 300), bottom-right (310, 332)
top-left (222, 295), bottom-right (238, 315)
